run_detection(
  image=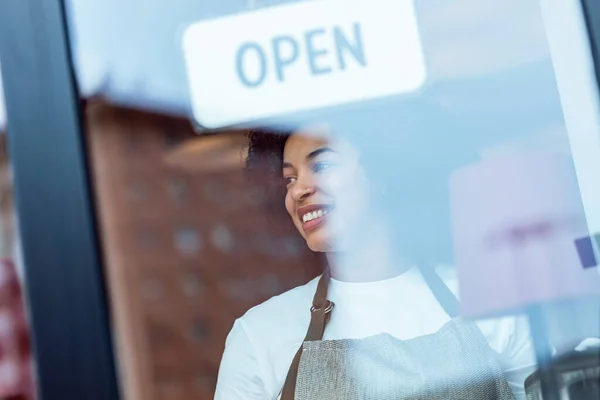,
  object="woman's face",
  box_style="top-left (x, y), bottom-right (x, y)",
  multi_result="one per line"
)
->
top-left (282, 131), bottom-right (372, 252)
